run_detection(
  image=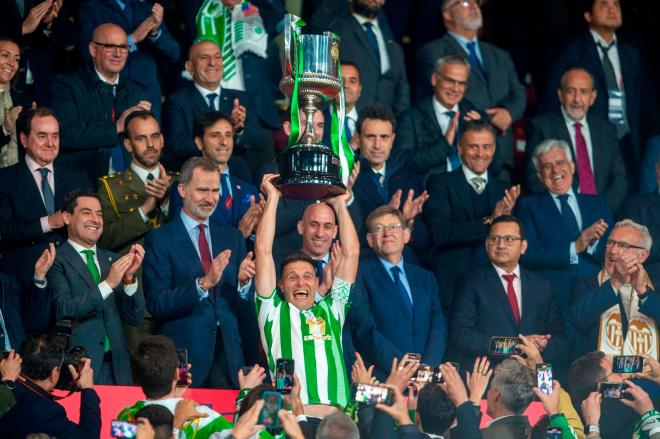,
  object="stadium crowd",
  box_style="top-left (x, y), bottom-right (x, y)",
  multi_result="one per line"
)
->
top-left (1, 0), bottom-right (660, 438)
